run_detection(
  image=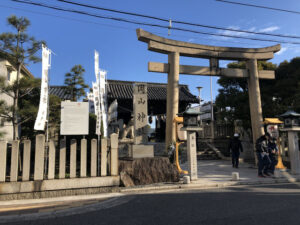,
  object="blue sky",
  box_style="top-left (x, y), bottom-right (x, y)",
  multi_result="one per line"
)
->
top-left (1, 0), bottom-right (300, 102)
